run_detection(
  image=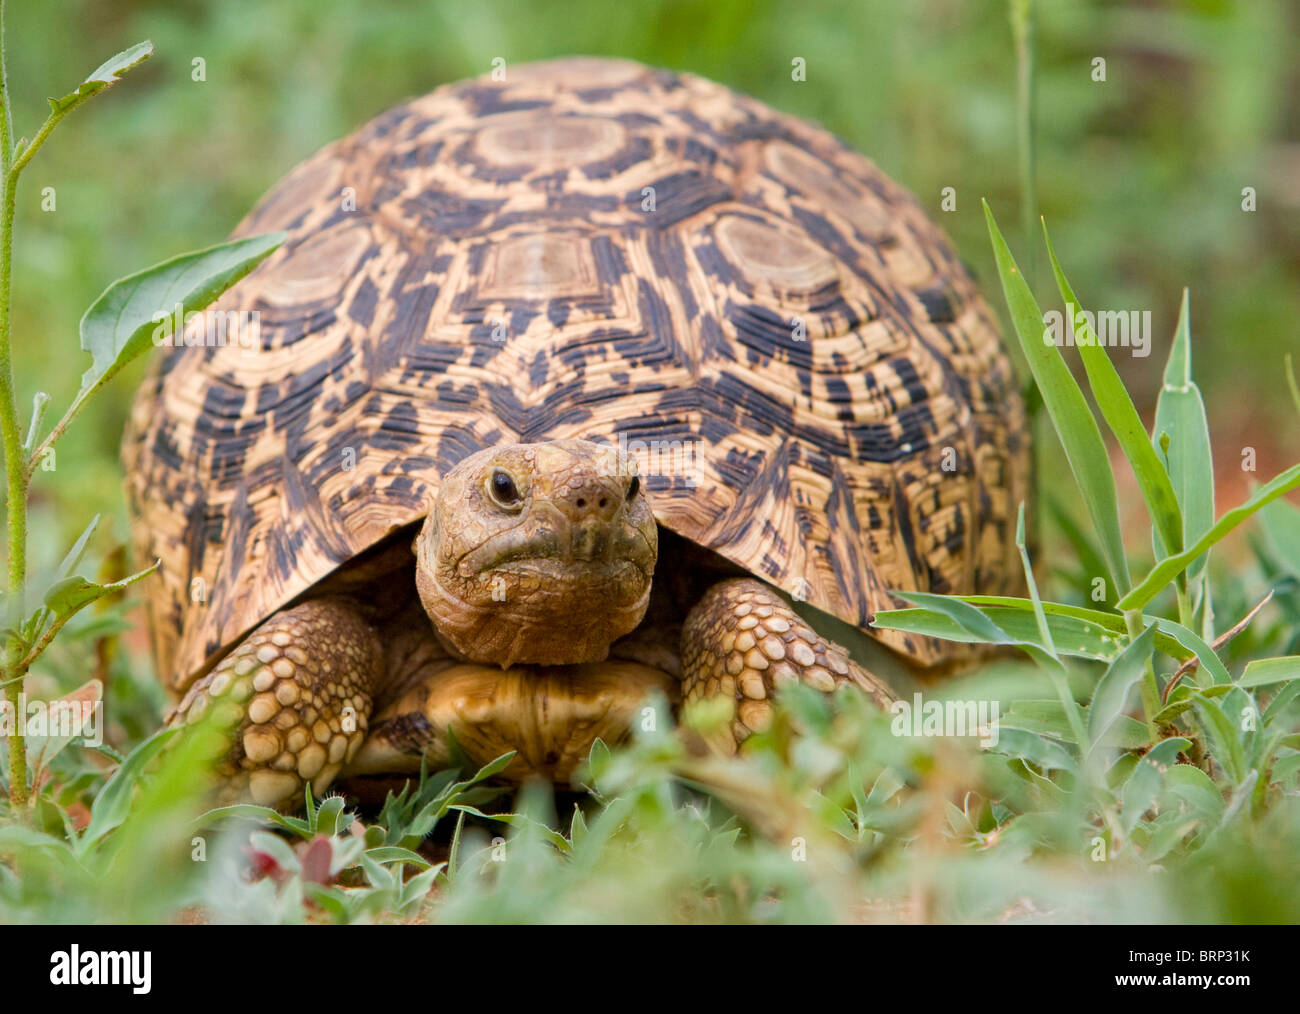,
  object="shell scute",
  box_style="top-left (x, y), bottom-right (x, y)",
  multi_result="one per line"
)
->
top-left (124, 58), bottom-right (1028, 689)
